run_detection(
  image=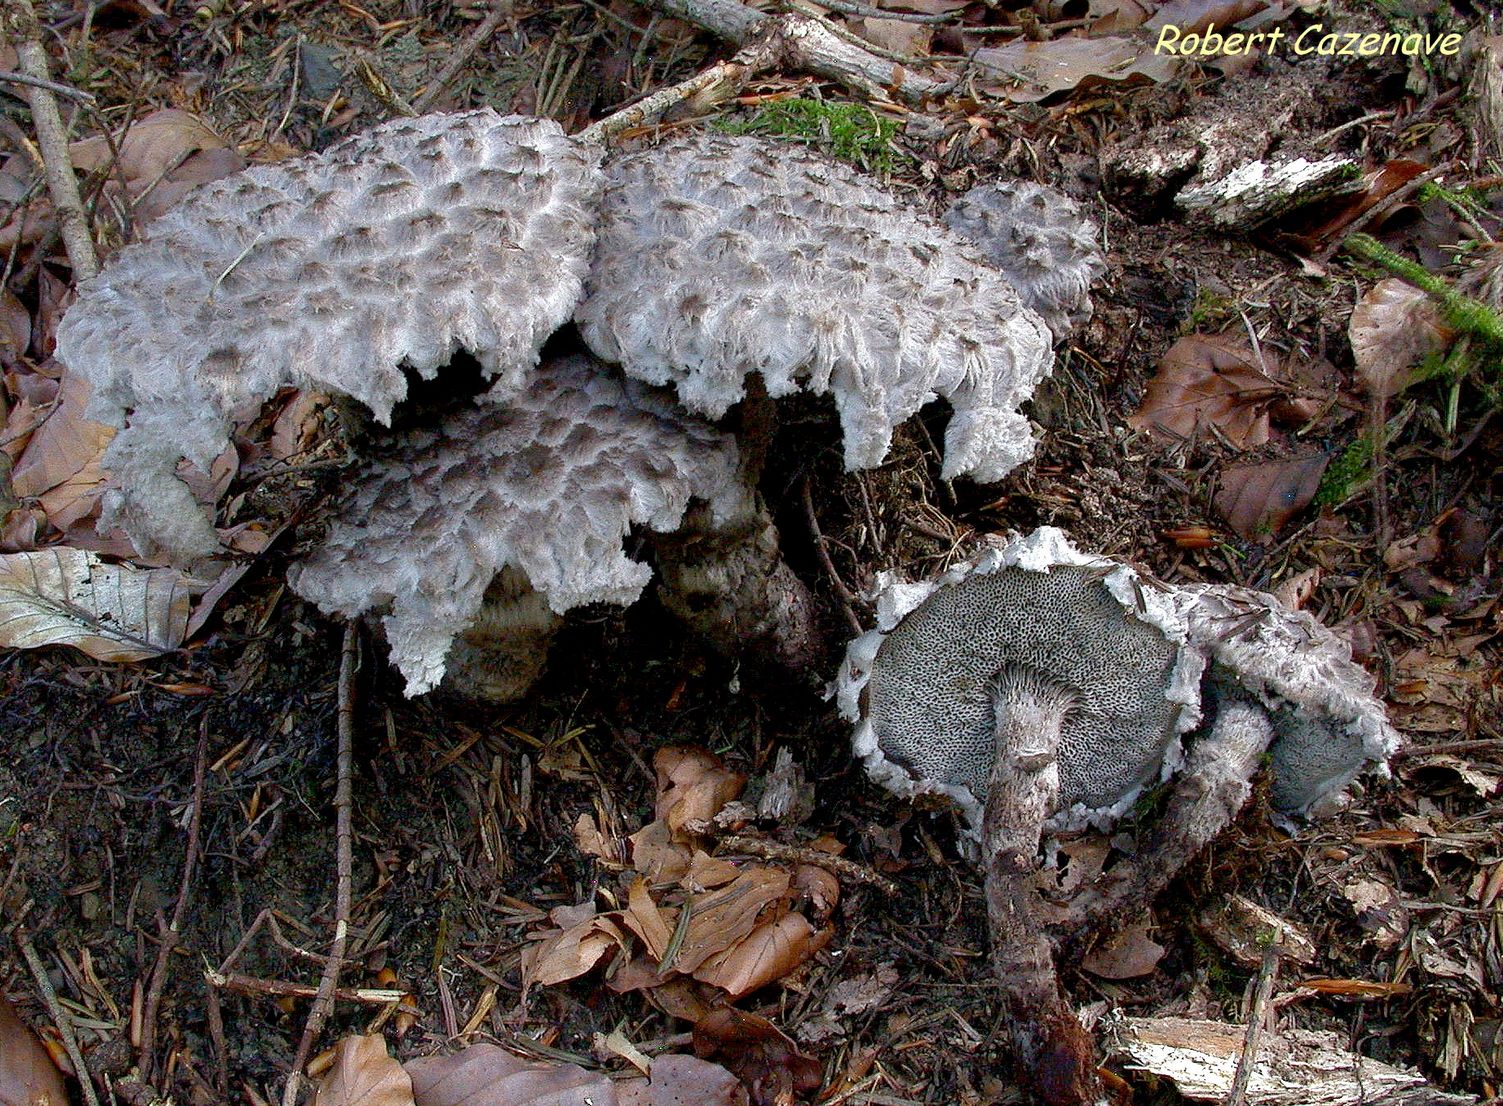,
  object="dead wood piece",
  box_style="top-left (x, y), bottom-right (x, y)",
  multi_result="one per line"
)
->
top-left (1175, 155), bottom-right (1360, 232)
top-left (1104, 1016), bottom-right (1477, 1105)
top-left (16, 926), bottom-right (103, 1106)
